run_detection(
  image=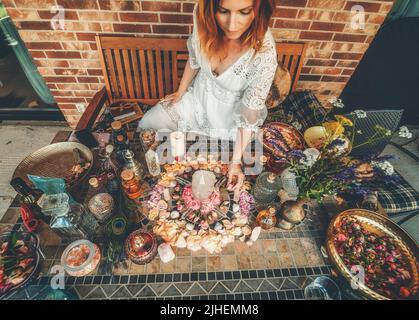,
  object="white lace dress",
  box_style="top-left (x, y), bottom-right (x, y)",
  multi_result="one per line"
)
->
top-left (137, 10), bottom-right (278, 141)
